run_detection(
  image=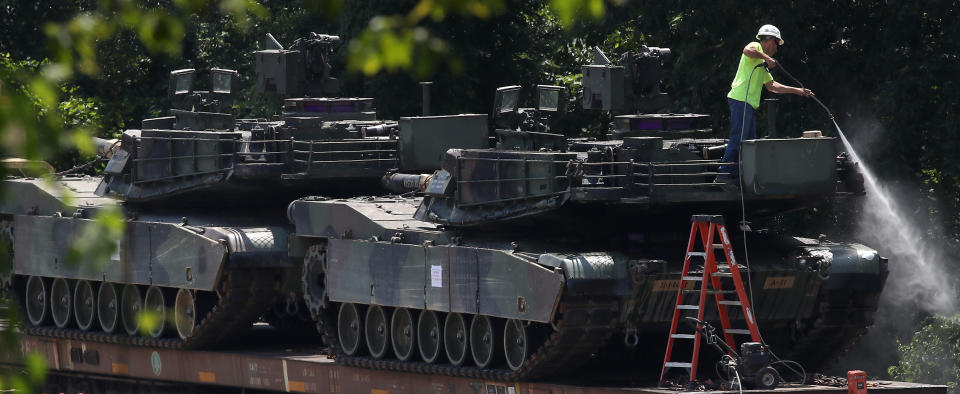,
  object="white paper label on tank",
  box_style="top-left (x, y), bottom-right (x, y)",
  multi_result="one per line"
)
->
top-left (431, 265), bottom-right (443, 287)
top-left (111, 239), bottom-right (121, 263)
